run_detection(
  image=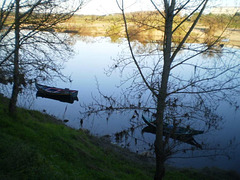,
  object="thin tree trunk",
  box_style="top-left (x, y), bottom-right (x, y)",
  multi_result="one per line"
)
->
top-left (154, 64), bottom-right (171, 180)
top-left (154, 100), bottom-right (166, 180)
top-left (9, 0), bottom-right (20, 114)
top-left (154, 1), bottom-right (175, 179)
